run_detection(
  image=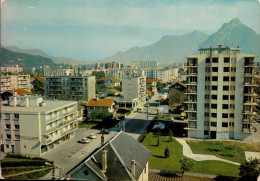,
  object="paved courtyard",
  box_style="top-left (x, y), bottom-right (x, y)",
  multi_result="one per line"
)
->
top-left (41, 128), bottom-right (117, 178)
